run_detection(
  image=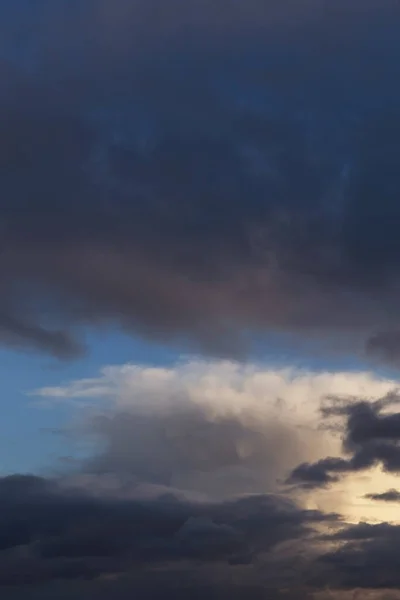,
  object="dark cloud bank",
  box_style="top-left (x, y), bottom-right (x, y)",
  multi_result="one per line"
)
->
top-left (0, 471), bottom-right (393, 599)
top-left (0, 474), bottom-right (327, 587)
top-left (0, 0), bottom-right (400, 359)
